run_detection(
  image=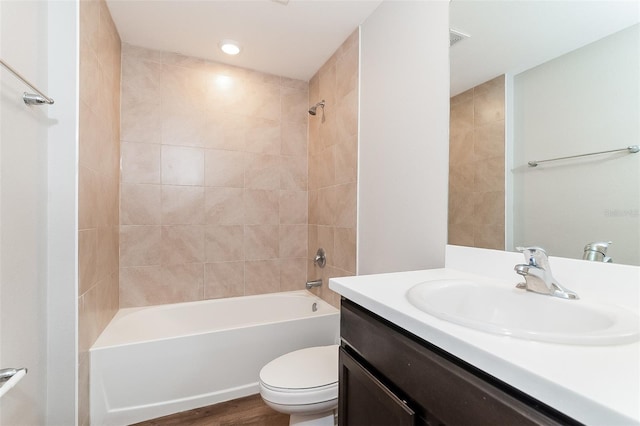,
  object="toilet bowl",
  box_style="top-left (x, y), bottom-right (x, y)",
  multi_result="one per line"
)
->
top-left (259, 345), bottom-right (339, 426)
